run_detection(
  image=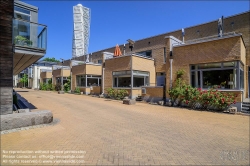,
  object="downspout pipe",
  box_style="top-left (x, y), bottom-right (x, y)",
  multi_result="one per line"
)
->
top-left (130, 54), bottom-right (133, 99)
top-left (169, 59), bottom-right (173, 89)
top-left (102, 67), bottom-right (105, 94)
top-left (70, 60), bottom-right (72, 93)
